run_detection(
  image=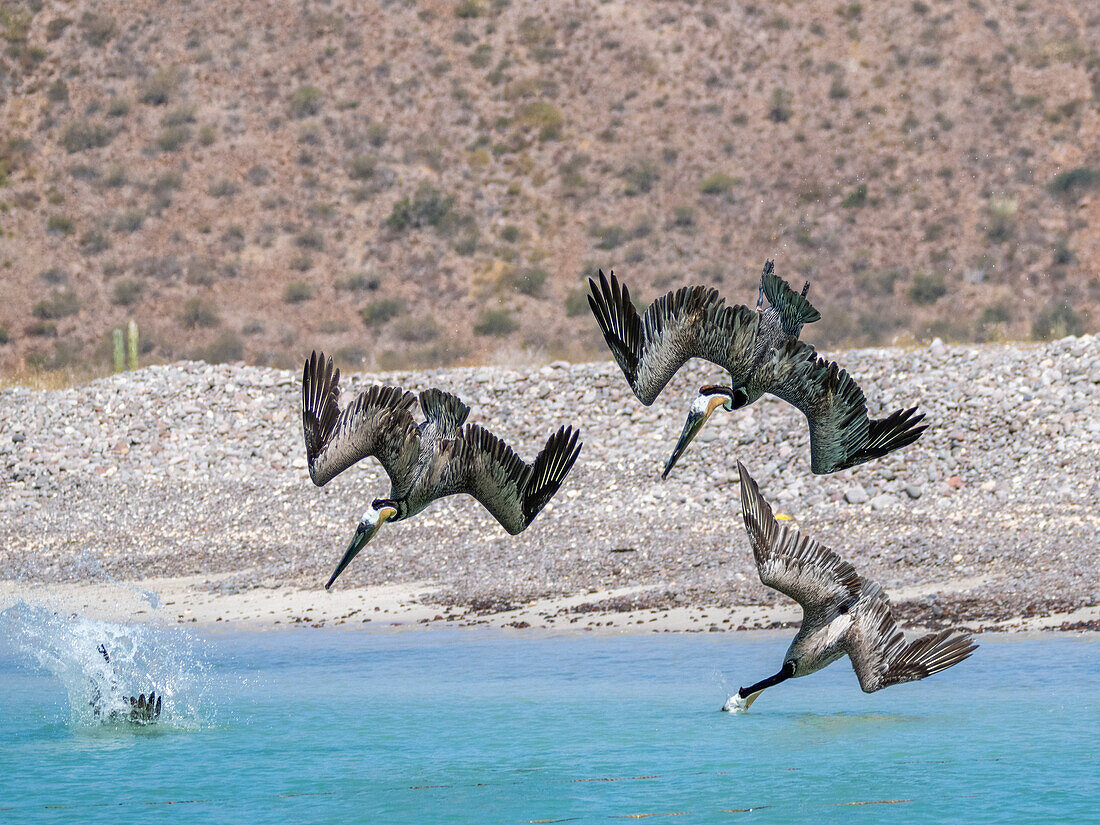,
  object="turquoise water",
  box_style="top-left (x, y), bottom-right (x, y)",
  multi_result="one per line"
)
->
top-left (0, 620), bottom-right (1096, 824)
